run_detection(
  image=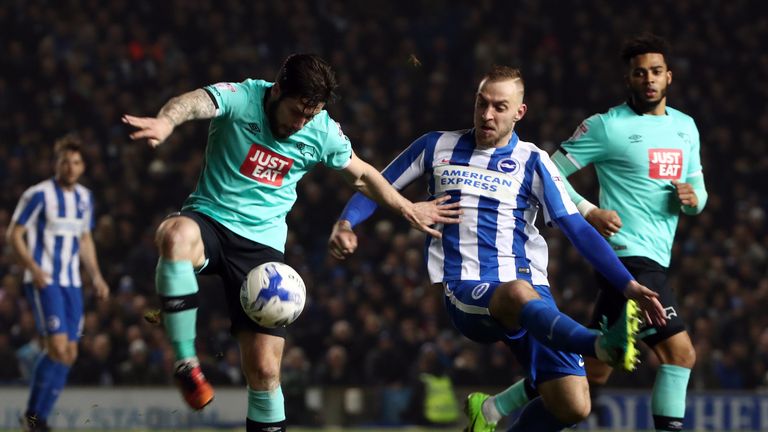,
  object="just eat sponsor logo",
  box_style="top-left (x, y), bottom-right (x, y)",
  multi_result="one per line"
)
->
top-left (648, 148), bottom-right (683, 180)
top-left (240, 144), bottom-right (294, 186)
